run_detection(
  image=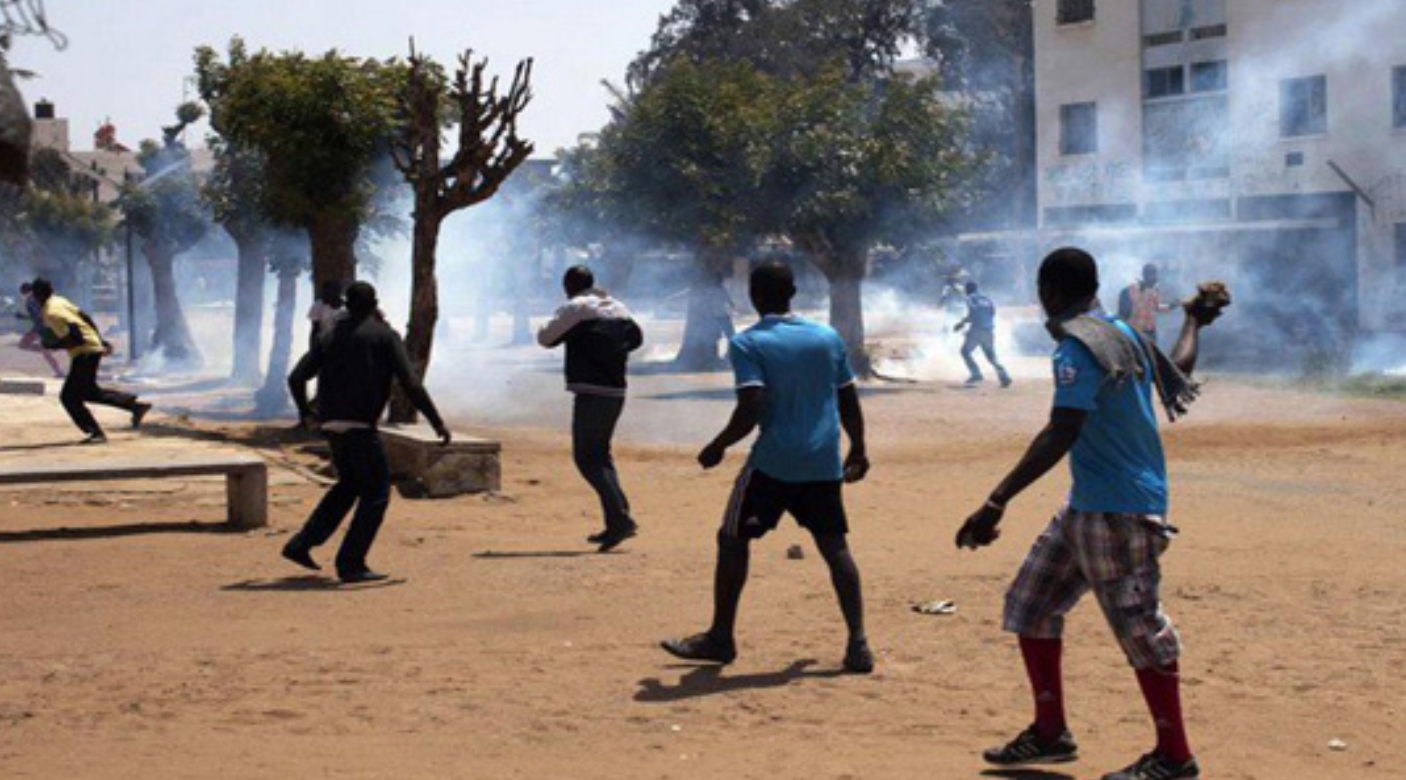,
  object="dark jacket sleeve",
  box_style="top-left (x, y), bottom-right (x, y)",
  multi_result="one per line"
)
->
top-left (387, 333), bottom-right (446, 431)
top-left (625, 319), bottom-right (644, 352)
